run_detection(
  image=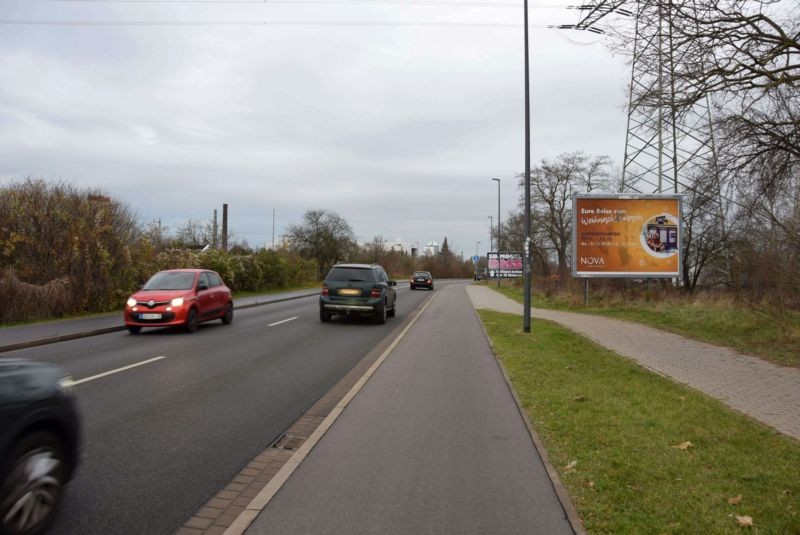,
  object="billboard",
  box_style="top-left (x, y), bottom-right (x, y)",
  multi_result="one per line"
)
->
top-left (572, 194), bottom-right (682, 278)
top-left (487, 252), bottom-right (523, 278)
